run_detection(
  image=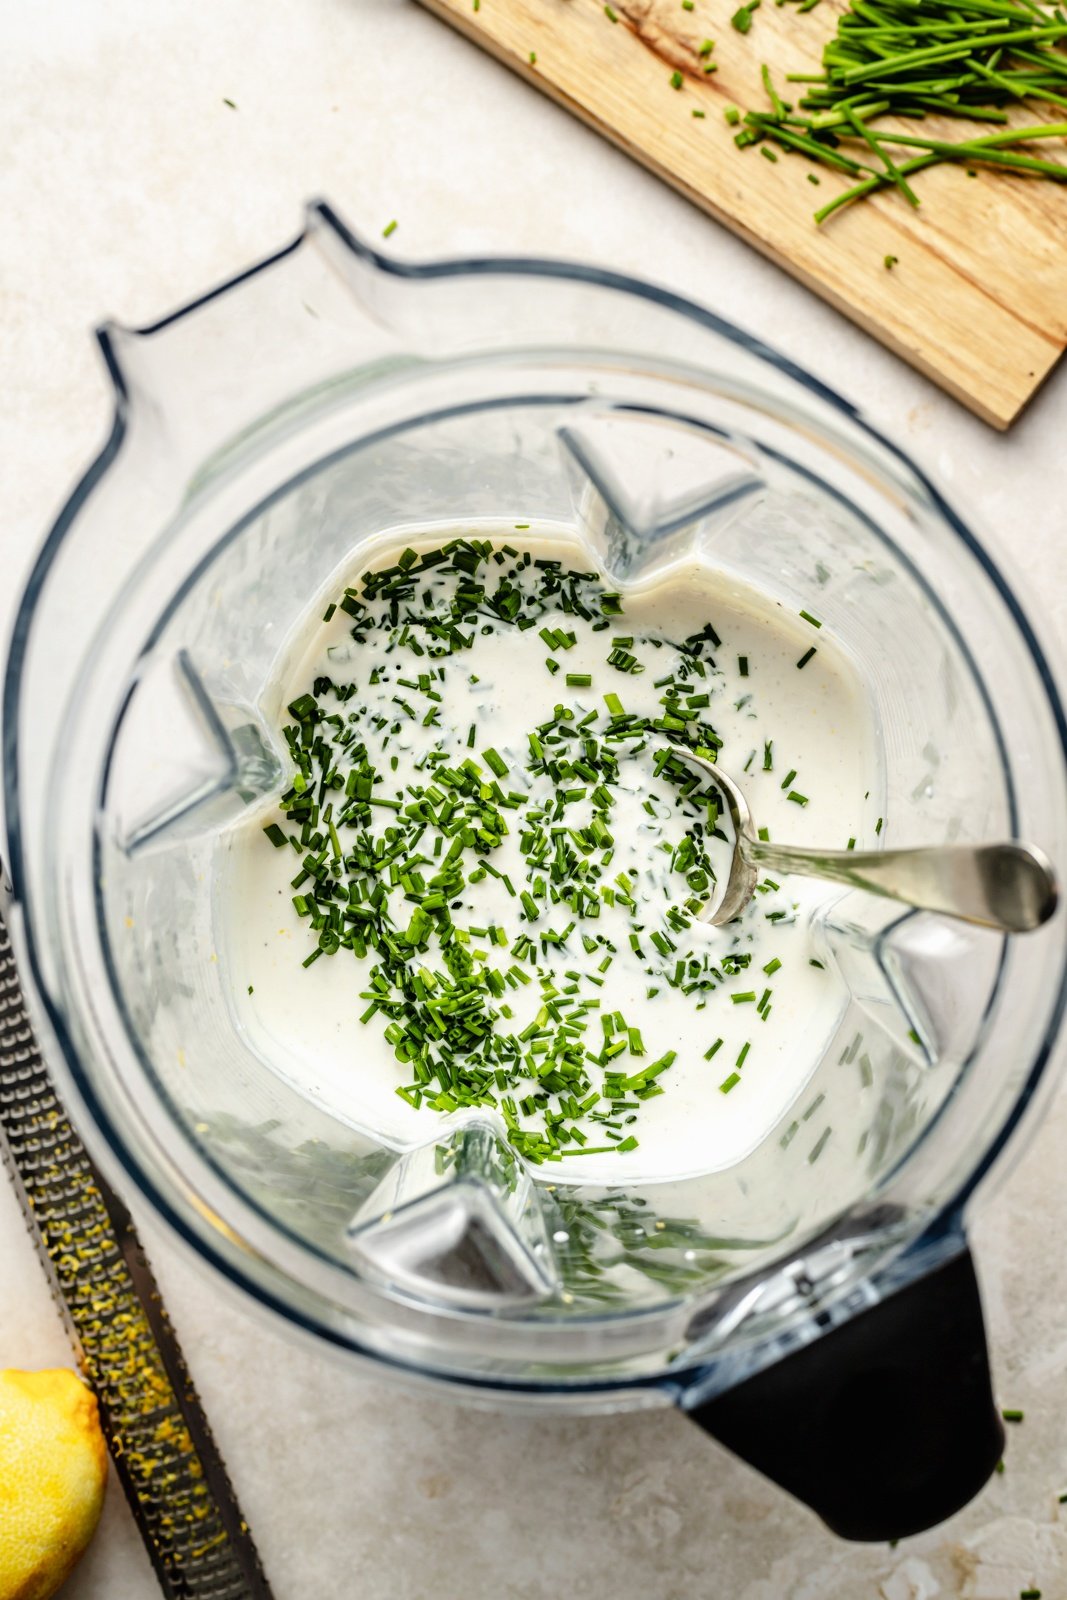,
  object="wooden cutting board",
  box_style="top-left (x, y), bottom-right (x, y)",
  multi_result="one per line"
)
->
top-left (416, 0), bottom-right (1067, 427)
